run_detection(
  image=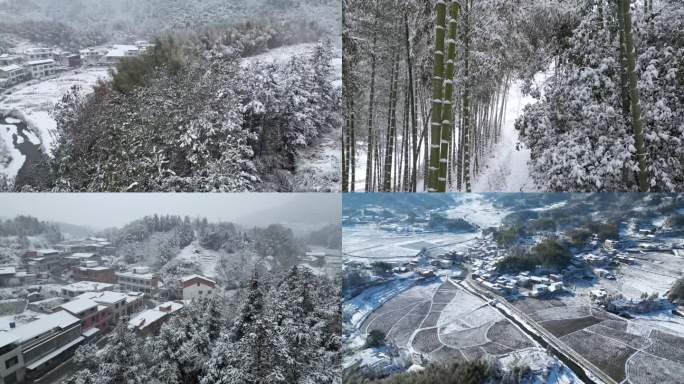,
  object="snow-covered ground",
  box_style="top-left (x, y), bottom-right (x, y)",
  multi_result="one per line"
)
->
top-left (472, 69), bottom-right (552, 192)
top-left (0, 68), bottom-right (110, 177)
top-left (444, 194), bottom-right (510, 228)
top-left (241, 43), bottom-right (317, 67)
top-left (343, 224), bottom-right (478, 264)
top-left (173, 242), bottom-right (222, 279)
top-left (0, 122), bottom-right (24, 177)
